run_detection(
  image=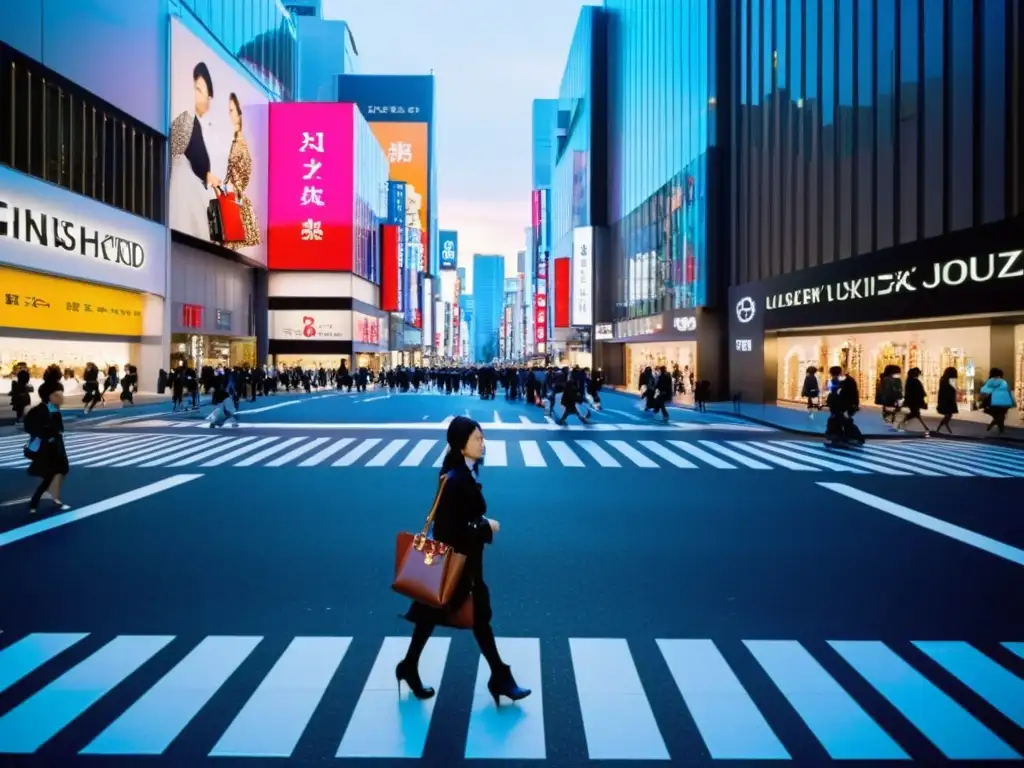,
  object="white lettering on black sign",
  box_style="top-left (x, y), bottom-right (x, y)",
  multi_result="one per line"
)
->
top-left (764, 250), bottom-right (1023, 310)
